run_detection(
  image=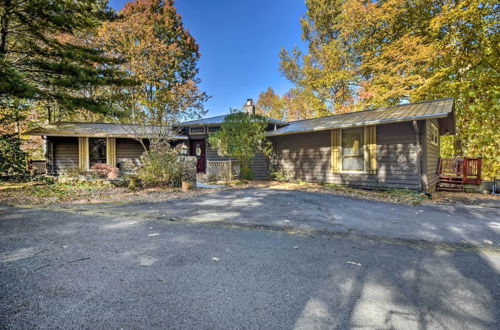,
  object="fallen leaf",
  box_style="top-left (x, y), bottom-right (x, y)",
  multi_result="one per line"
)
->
top-left (346, 261), bottom-right (362, 267)
top-left (212, 257), bottom-right (219, 261)
top-left (148, 233), bottom-right (159, 237)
